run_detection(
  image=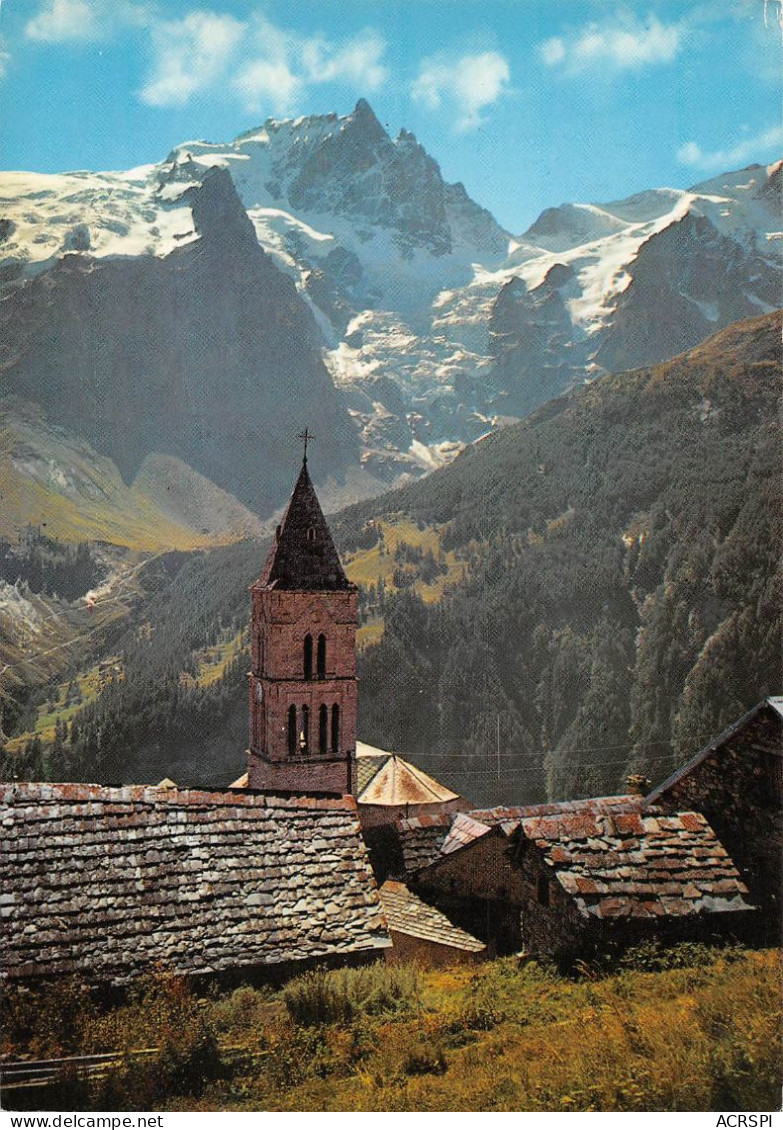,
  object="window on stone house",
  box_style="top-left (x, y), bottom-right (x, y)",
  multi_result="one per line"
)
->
top-left (317, 633), bottom-right (326, 679)
top-left (307, 526), bottom-right (316, 542)
top-left (319, 704), bottom-right (328, 754)
top-left (304, 634), bottom-right (313, 680)
top-left (536, 872), bottom-right (550, 907)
